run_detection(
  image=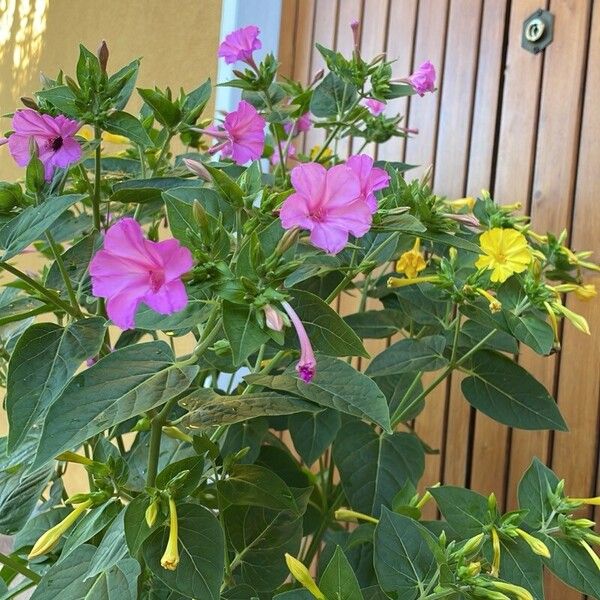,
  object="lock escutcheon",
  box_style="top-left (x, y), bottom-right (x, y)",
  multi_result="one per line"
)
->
top-left (522, 9), bottom-right (554, 54)
top-left (525, 17), bottom-right (545, 42)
